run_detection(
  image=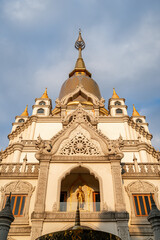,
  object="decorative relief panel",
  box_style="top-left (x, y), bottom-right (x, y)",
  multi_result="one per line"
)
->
top-left (0, 181), bottom-right (35, 224)
top-left (1, 181), bottom-right (34, 194)
top-left (125, 180), bottom-right (158, 225)
top-left (125, 180), bottom-right (157, 194)
top-left (59, 132), bottom-right (101, 156)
